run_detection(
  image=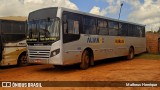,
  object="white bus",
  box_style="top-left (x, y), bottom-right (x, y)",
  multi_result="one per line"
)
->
top-left (27, 7), bottom-right (146, 69)
top-left (0, 19), bottom-right (27, 66)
